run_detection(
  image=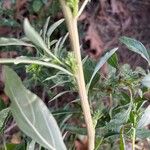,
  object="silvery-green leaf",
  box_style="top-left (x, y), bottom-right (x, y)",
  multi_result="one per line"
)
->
top-left (58, 33), bottom-right (69, 51)
top-left (24, 18), bottom-right (57, 60)
top-left (87, 47), bottom-right (118, 91)
top-left (27, 140), bottom-right (36, 150)
top-left (142, 74), bottom-right (150, 88)
top-left (47, 19), bottom-right (64, 38)
top-left (49, 91), bottom-right (70, 103)
top-left (43, 16), bottom-right (51, 41)
top-left (24, 18), bottom-right (48, 50)
top-left (120, 36), bottom-right (150, 65)
top-left (0, 38), bottom-right (33, 47)
top-left (4, 66), bottom-right (66, 150)
top-left (138, 105), bottom-right (150, 128)
top-left (136, 128), bottom-right (150, 139)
